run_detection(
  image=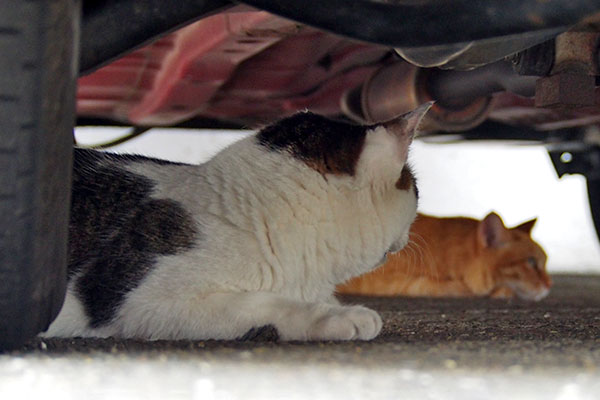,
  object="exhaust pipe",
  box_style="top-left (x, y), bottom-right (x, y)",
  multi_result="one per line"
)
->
top-left (342, 60), bottom-right (537, 132)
